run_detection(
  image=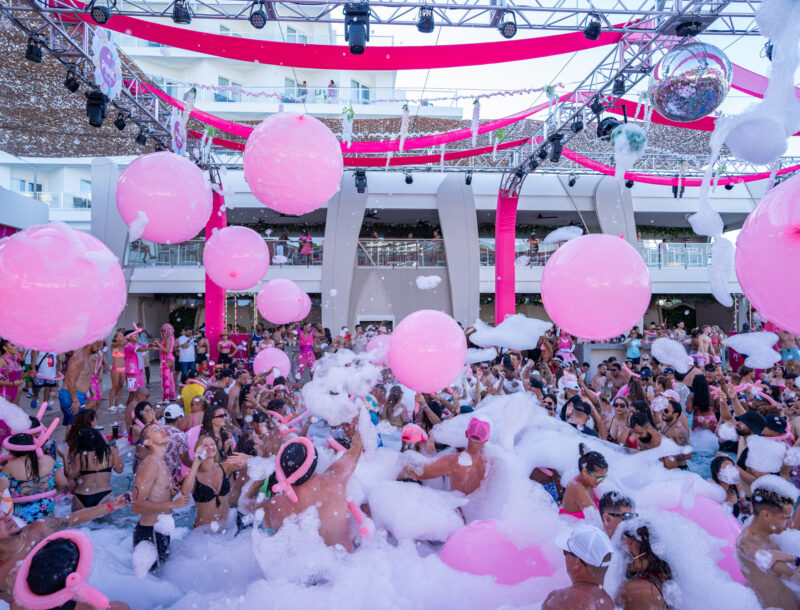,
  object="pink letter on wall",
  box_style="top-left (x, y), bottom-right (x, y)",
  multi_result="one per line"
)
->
top-left (494, 190), bottom-right (519, 323)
